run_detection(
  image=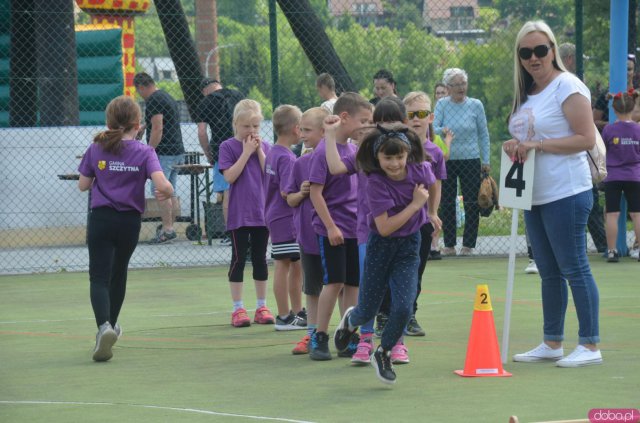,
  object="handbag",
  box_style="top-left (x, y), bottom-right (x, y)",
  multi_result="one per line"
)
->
top-left (478, 170), bottom-right (499, 217)
top-left (587, 125), bottom-right (607, 184)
